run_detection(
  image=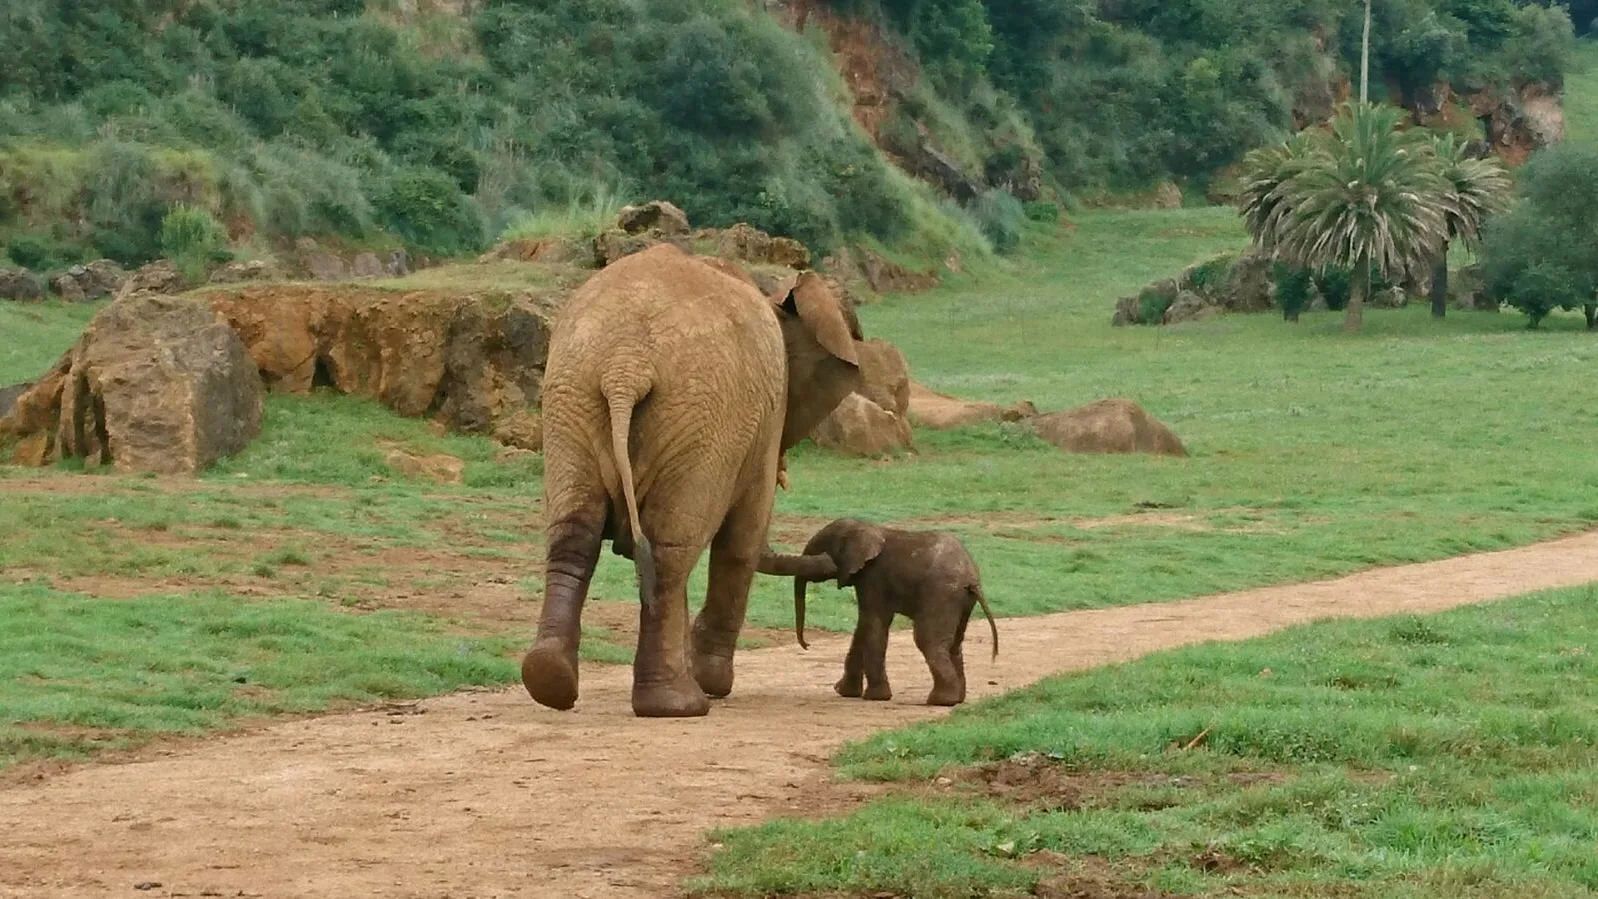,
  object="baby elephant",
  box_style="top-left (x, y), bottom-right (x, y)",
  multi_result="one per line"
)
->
top-left (760, 519), bottom-right (997, 706)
